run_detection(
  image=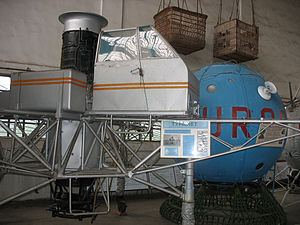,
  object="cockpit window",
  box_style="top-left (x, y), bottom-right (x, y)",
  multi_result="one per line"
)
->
top-left (98, 29), bottom-right (137, 62)
top-left (139, 26), bottom-right (176, 58)
top-left (98, 26), bottom-right (176, 62)
top-left (0, 75), bottom-right (10, 92)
